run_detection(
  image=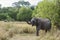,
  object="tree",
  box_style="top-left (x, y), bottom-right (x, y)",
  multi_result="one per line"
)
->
top-left (32, 0), bottom-right (60, 25)
top-left (12, 0), bottom-right (30, 8)
top-left (0, 4), bottom-right (1, 8)
top-left (0, 7), bottom-right (18, 20)
top-left (7, 7), bottom-right (18, 20)
top-left (17, 7), bottom-right (32, 21)
top-left (0, 13), bottom-right (7, 20)
top-left (30, 5), bottom-right (36, 10)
